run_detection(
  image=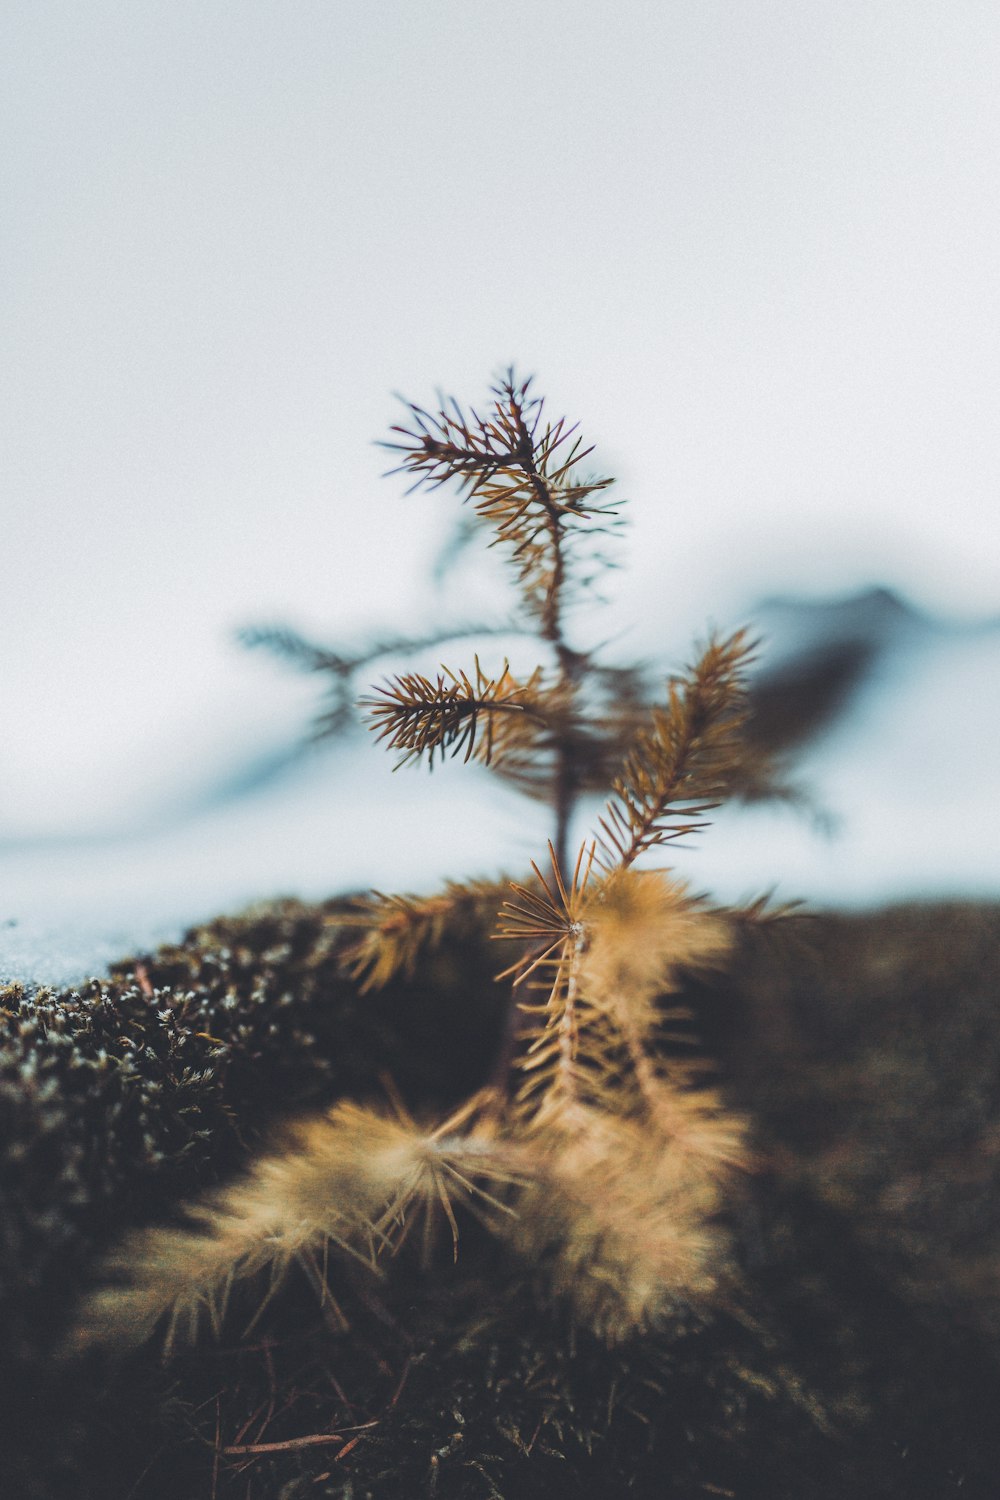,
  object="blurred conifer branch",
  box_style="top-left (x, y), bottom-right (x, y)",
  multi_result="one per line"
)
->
top-left (333, 879), bottom-right (507, 993)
